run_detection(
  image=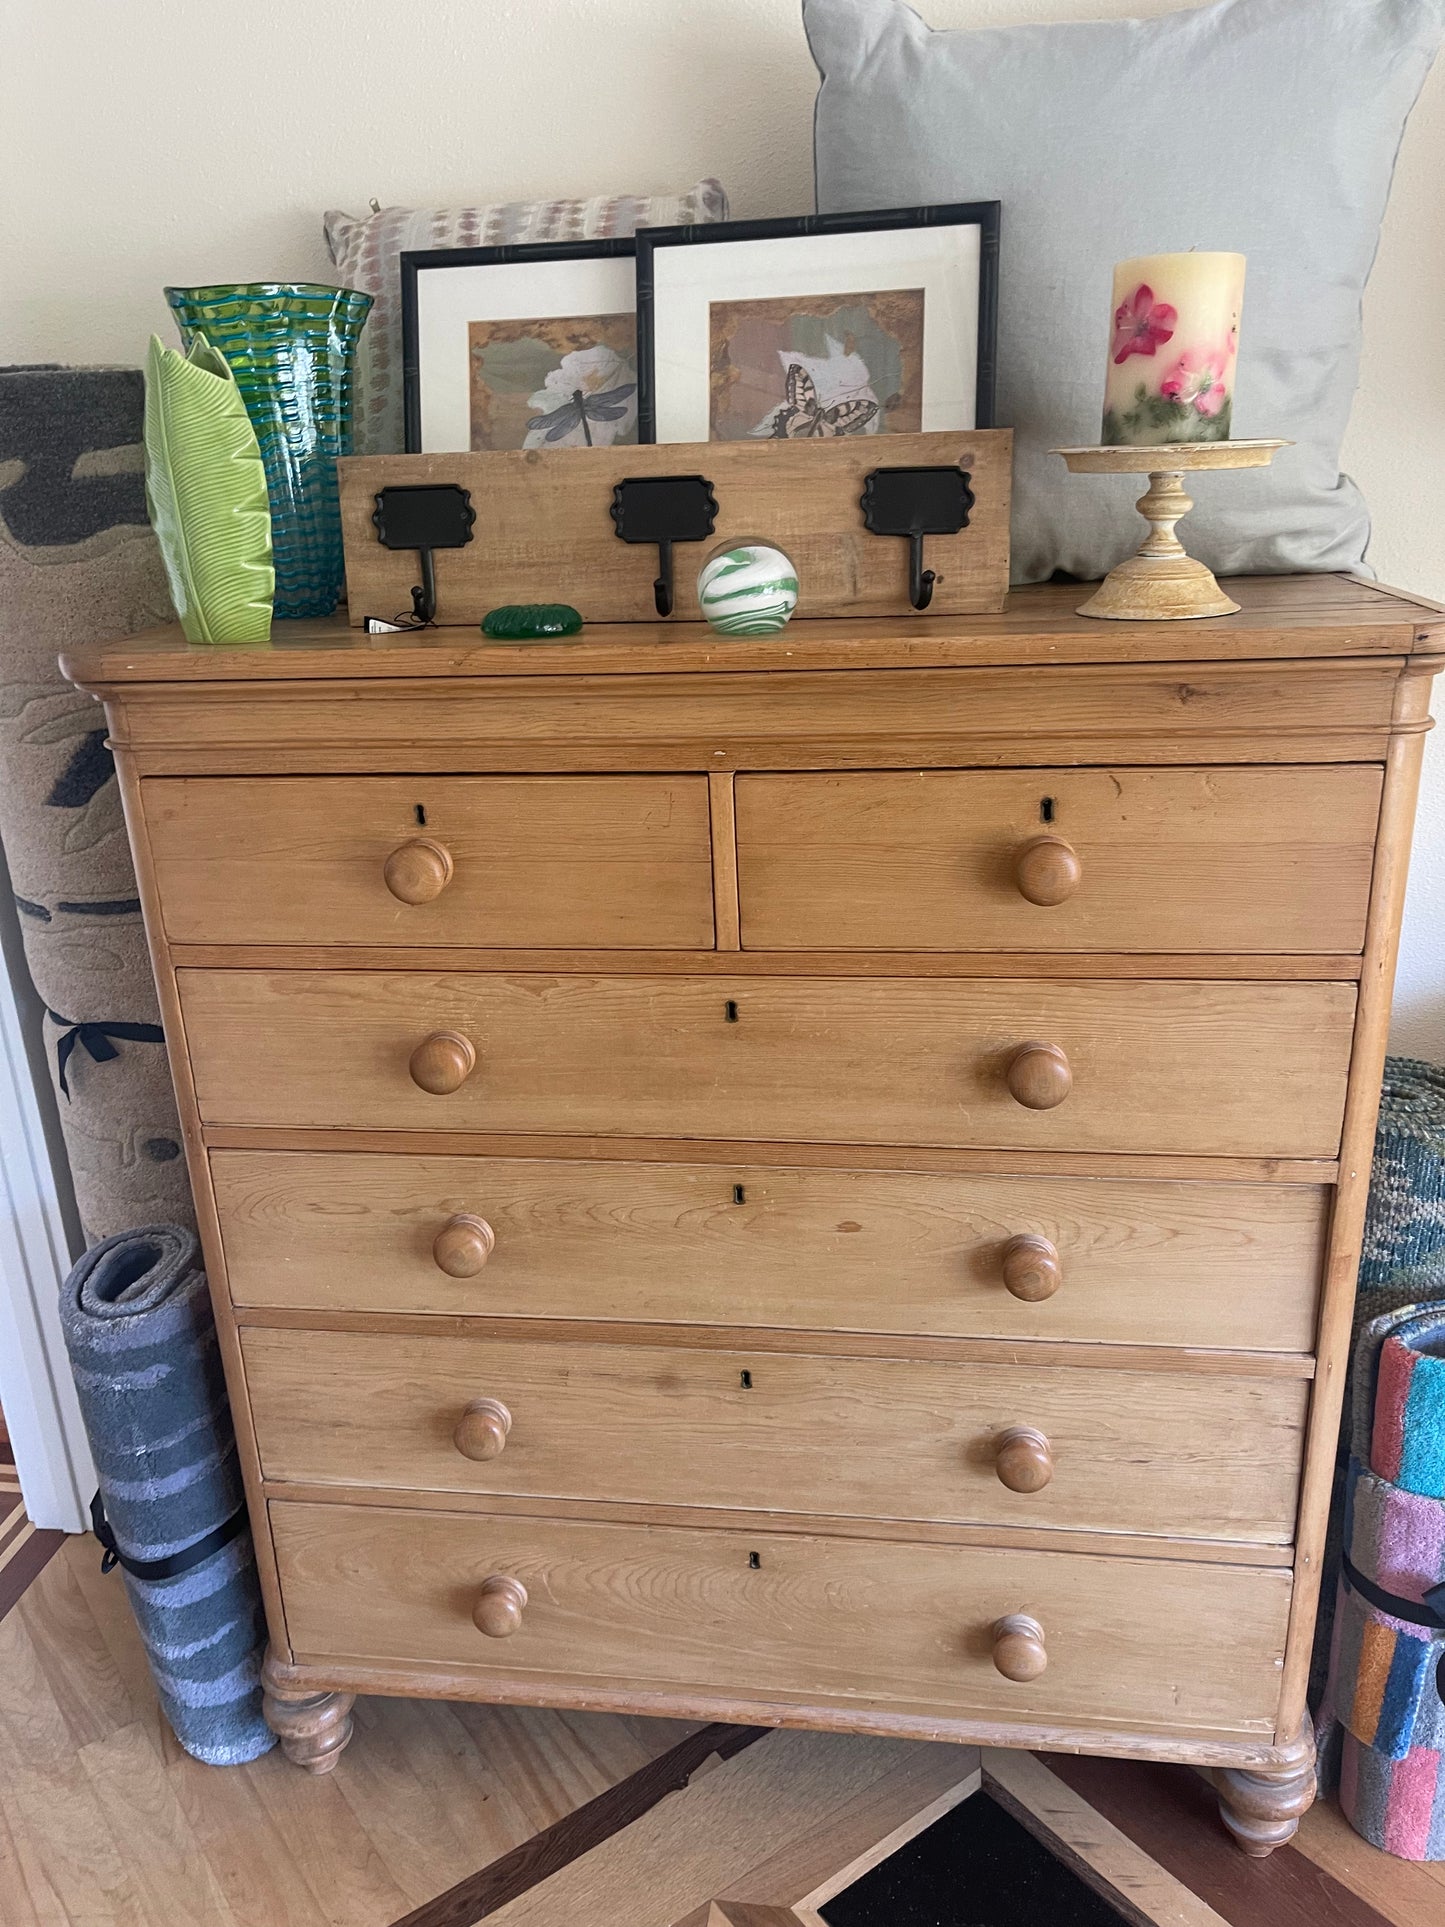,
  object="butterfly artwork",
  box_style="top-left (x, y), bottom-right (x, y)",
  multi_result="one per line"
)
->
top-left (708, 292), bottom-right (924, 443)
top-left (769, 361), bottom-right (879, 439)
